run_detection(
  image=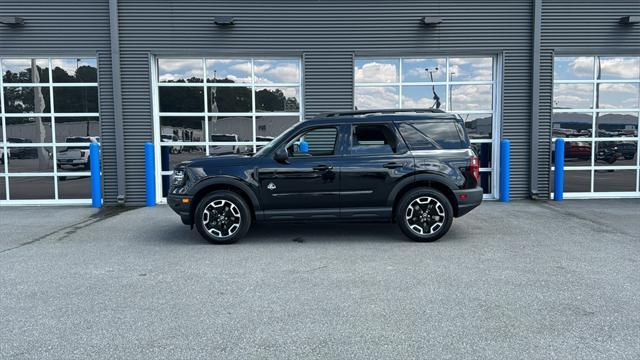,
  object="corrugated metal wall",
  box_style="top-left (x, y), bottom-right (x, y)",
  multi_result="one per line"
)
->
top-left (117, 0), bottom-right (534, 203)
top-left (0, 0), bottom-right (117, 203)
top-left (538, 0), bottom-right (640, 197)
